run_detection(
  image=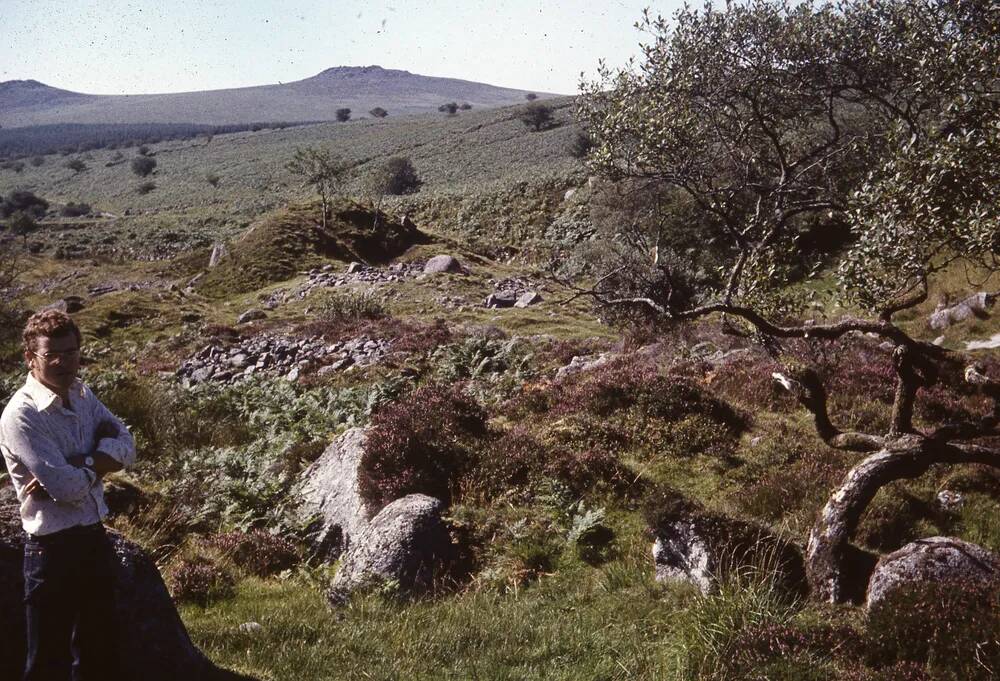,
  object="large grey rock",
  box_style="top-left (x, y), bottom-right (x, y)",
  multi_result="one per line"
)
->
top-left (235, 308), bottom-right (266, 325)
top-left (554, 353), bottom-right (612, 380)
top-left (514, 291), bottom-right (543, 308)
top-left (650, 494), bottom-right (806, 597)
top-left (208, 243), bottom-right (228, 268)
top-left (296, 428), bottom-right (371, 562)
top-left (0, 488), bottom-right (251, 681)
top-left (423, 255), bottom-right (463, 274)
top-left (327, 494), bottom-right (451, 603)
top-left (484, 292), bottom-right (517, 309)
top-left (866, 536), bottom-right (1000, 609)
top-left (929, 292), bottom-right (993, 330)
